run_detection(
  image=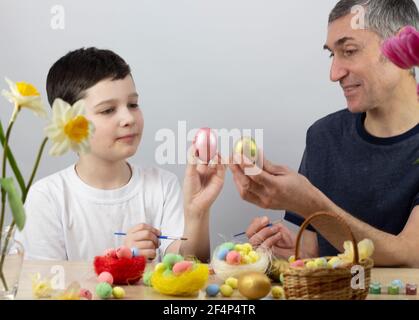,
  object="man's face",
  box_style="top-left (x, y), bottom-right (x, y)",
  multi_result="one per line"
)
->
top-left (325, 14), bottom-right (404, 113)
top-left (82, 75), bottom-right (143, 162)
